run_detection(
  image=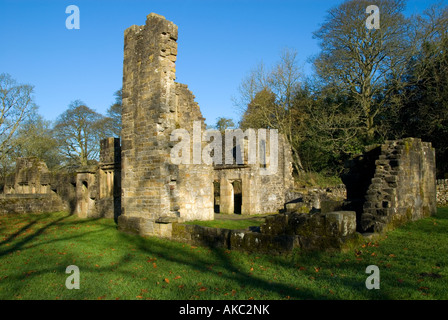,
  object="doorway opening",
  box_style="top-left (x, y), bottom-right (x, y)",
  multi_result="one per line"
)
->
top-left (232, 180), bottom-right (242, 214)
